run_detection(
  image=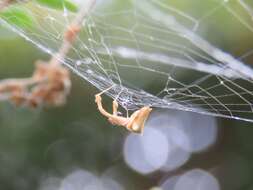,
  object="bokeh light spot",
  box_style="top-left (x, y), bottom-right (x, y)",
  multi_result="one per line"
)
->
top-left (174, 169), bottom-right (220, 190)
top-left (123, 127), bottom-right (169, 174)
